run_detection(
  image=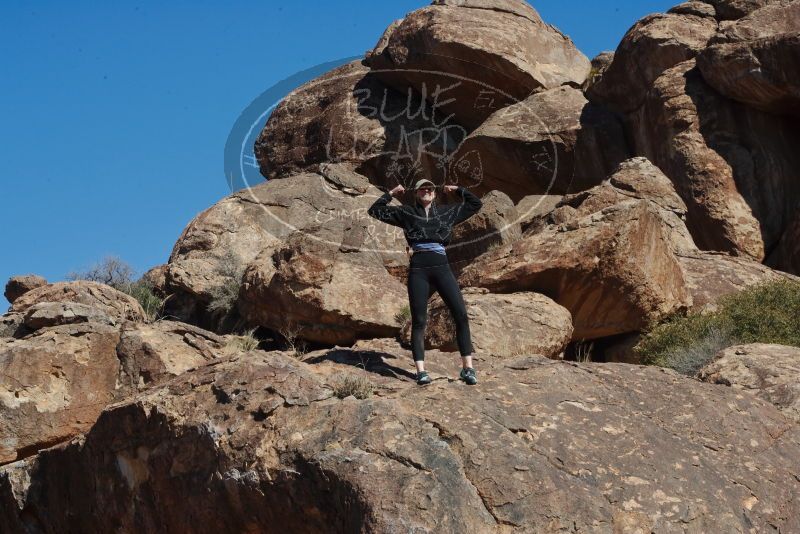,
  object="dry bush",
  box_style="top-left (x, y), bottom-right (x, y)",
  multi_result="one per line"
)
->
top-left (206, 251), bottom-right (246, 317)
top-left (225, 328), bottom-right (260, 354)
top-left (333, 373), bottom-right (374, 400)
